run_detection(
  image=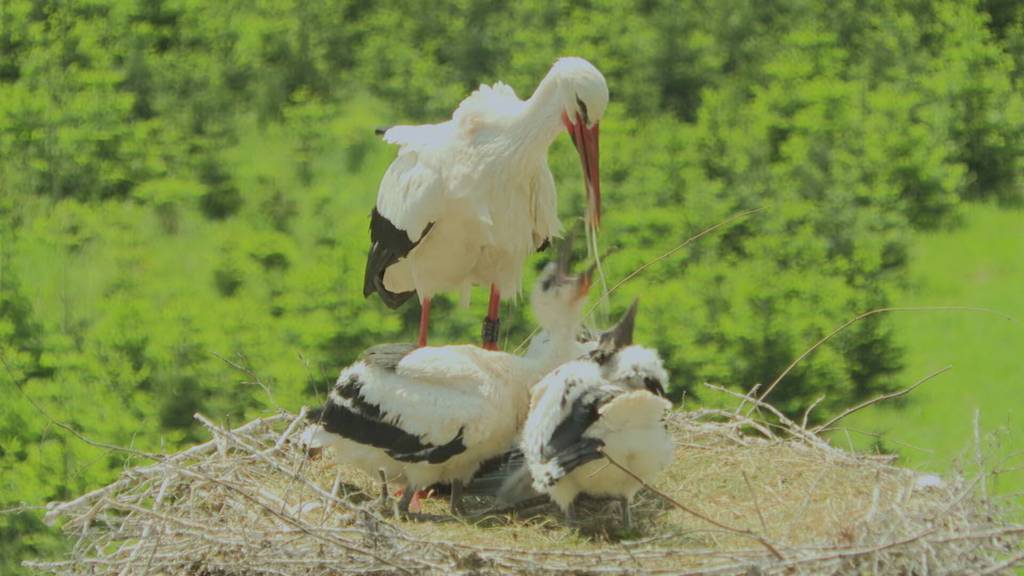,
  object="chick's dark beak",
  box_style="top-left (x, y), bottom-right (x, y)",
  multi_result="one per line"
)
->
top-left (555, 232), bottom-right (574, 279)
top-left (606, 299), bottom-right (638, 349)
